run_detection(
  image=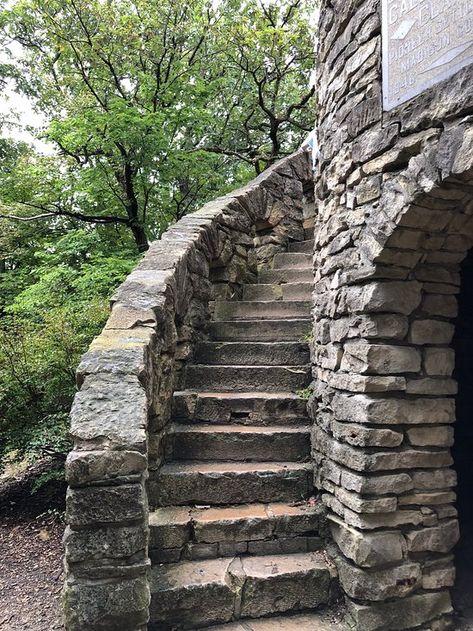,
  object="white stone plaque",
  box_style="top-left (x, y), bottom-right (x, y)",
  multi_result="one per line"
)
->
top-left (382, 0), bottom-right (473, 110)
